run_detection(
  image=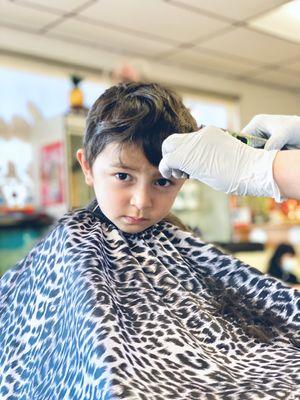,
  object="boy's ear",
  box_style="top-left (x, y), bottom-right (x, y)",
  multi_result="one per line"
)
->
top-left (76, 149), bottom-right (93, 186)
